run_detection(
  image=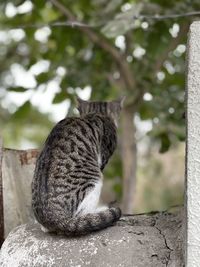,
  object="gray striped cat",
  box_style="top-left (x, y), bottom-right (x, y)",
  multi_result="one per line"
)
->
top-left (32, 97), bottom-right (124, 235)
